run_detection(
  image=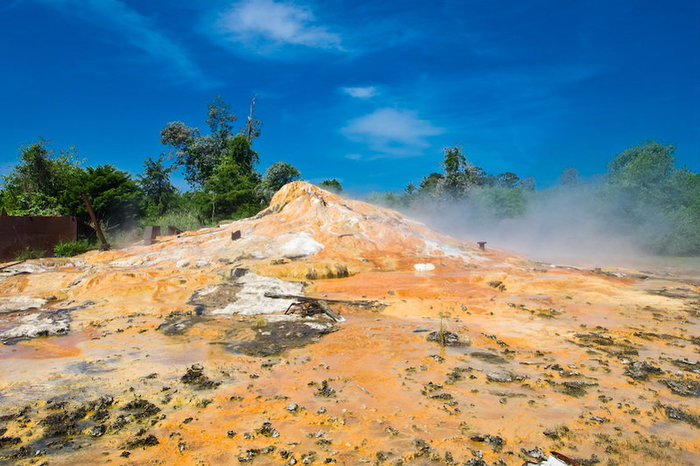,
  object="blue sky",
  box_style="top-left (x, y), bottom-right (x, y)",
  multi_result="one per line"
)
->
top-left (1, 0), bottom-right (698, 194)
